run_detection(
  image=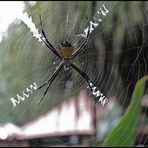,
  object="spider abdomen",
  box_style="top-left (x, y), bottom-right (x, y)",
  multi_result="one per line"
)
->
top-left (60, 47), bottom-right (73, 57)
